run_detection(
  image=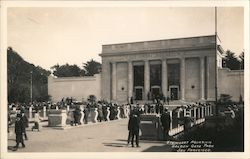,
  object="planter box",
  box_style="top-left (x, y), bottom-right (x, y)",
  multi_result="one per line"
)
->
top-left (48, 110), bottom-right (67, 127)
